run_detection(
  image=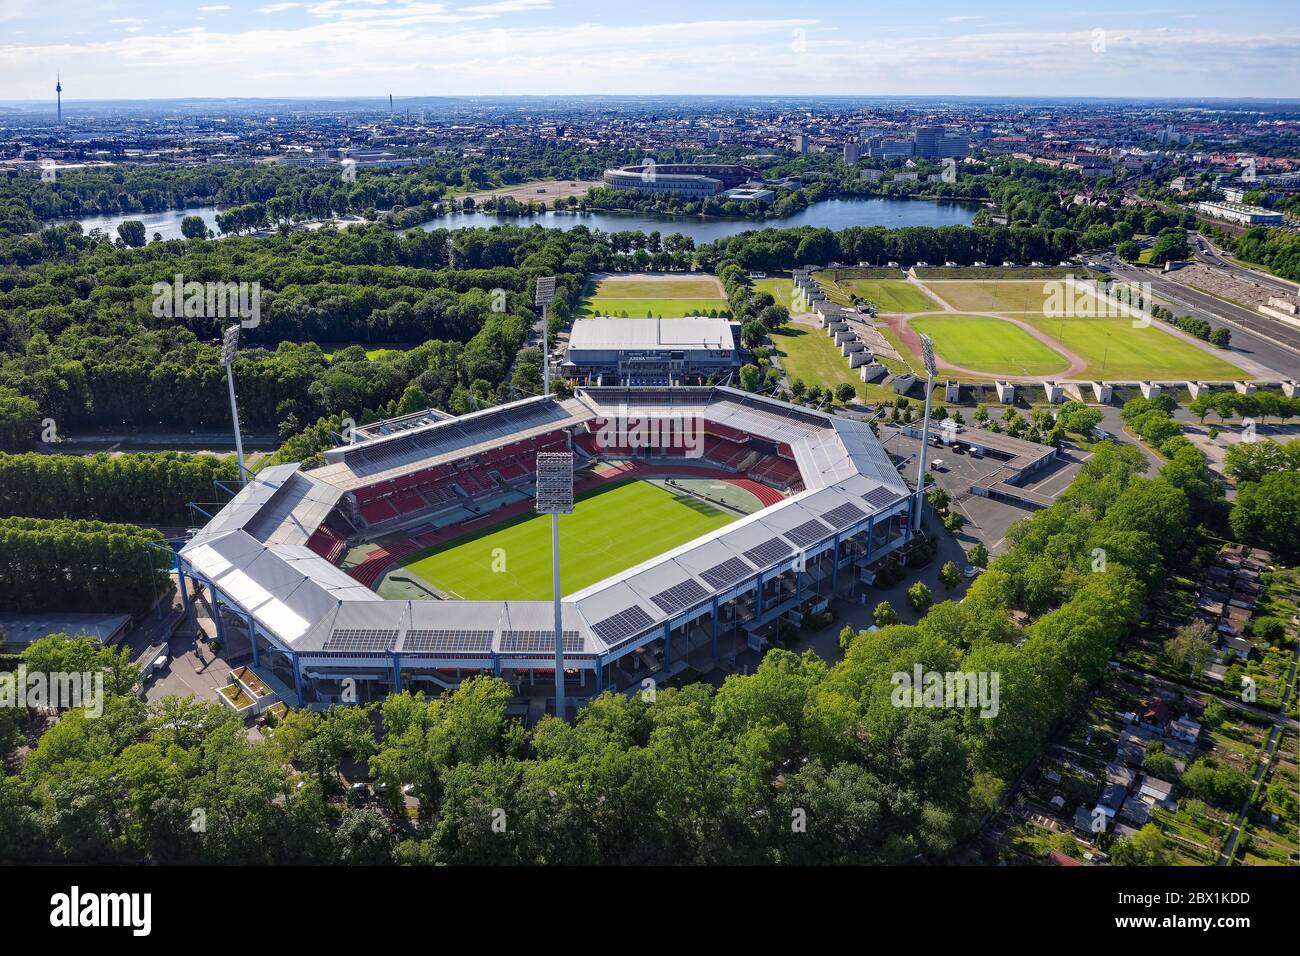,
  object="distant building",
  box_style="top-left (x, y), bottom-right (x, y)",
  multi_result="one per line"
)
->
top-left (843, 142), bottom-right (864, 165)
top-left (601, 163), bottom-right (759, 199)
top-left (722, 187), bottom-right (774, 204)
top-left (562, 317), bottom-right (741, 386)
top-left (868, 137), bottom-right (915, 160)
top-left (1194, 200), bottom-right (1285, 226)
